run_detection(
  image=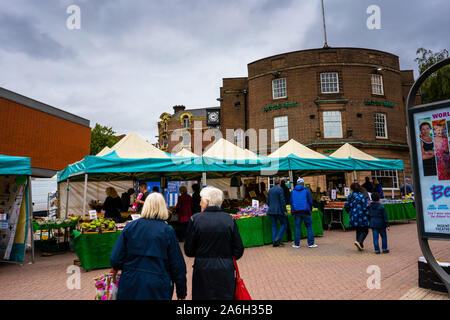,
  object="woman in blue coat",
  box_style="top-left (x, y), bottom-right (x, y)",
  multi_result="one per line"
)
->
top-left (344, 183), bottom-right (369, 251)
top-left (110, 192), bottom-right (187, 300)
